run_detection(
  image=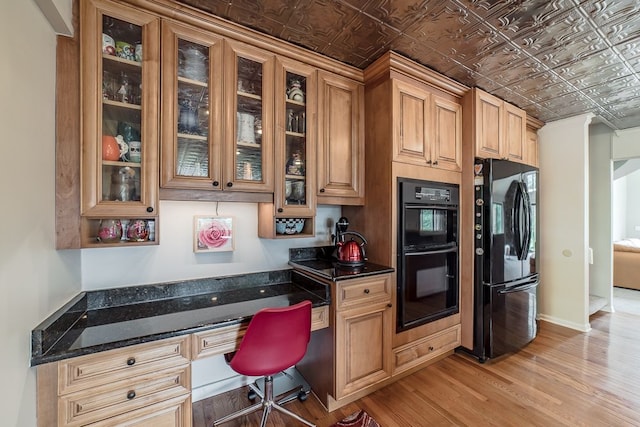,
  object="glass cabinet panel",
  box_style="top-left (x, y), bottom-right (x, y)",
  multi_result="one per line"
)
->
top-left (80, 0), bottom-right (159, 246)
top-left (275, 59), bottom-right (316, 221)
top-left (160, 21), bottom-right (223, 191)
top-left (224, 41), bottom-right (273, 192)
